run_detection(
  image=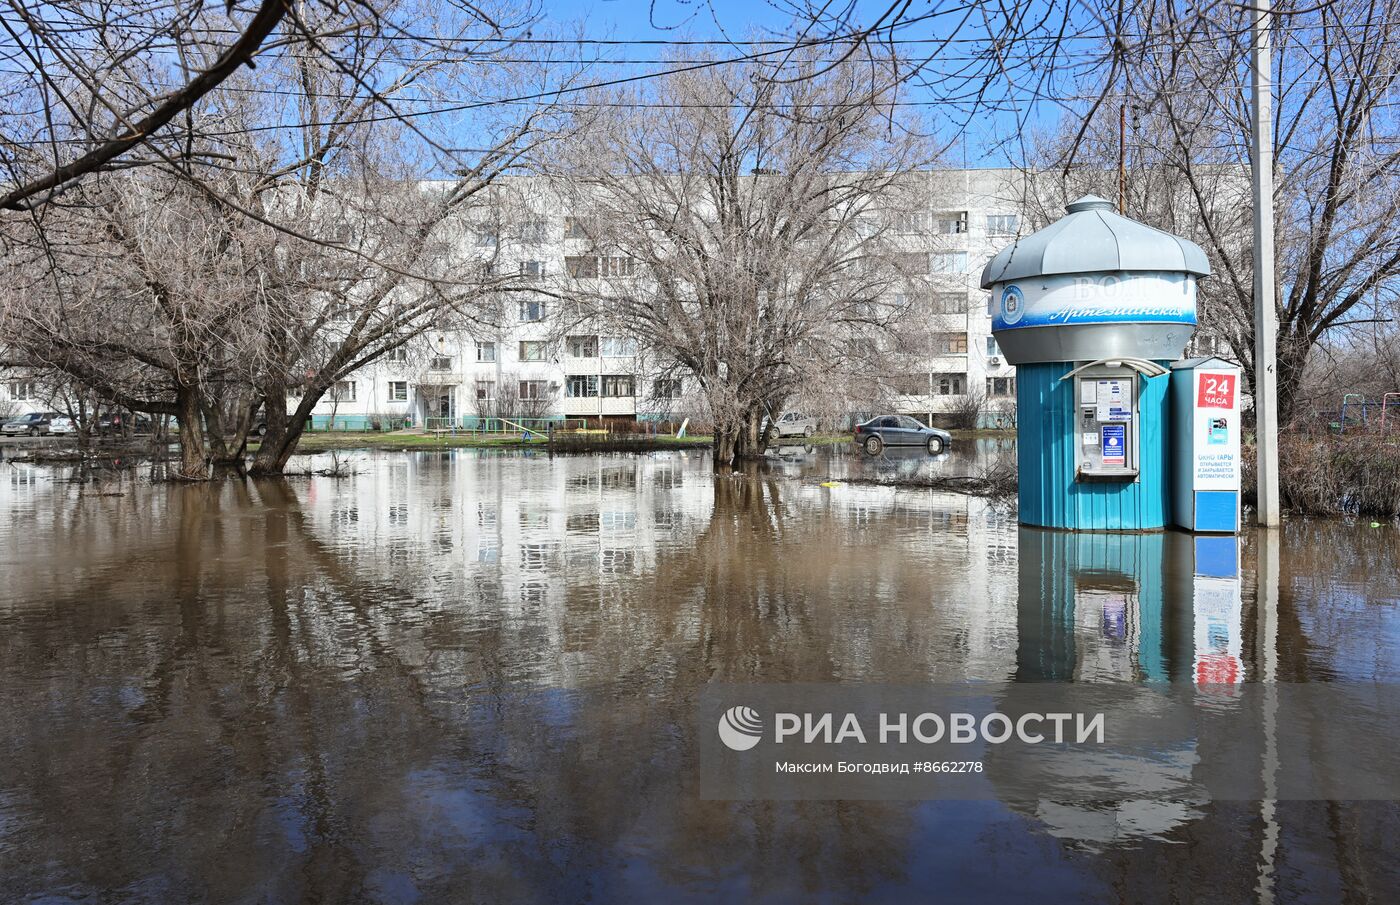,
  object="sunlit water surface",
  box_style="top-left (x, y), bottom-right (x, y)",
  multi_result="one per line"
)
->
top-left (1, 446), bottom-right (1397, 903)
